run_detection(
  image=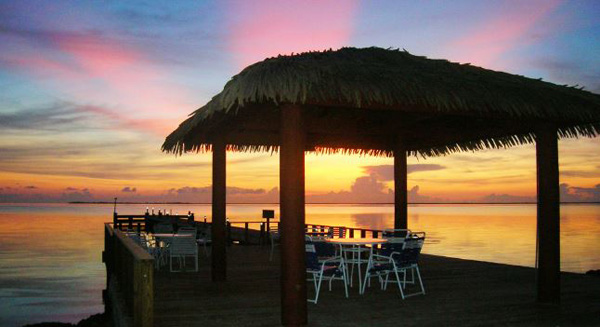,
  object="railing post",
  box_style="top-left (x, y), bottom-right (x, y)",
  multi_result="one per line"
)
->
top-left (349, 229), bottom-right (355, 238)
top-left (361, 230), bottom-right (366, 238)
top-left (133, 259), bottom-right (153, 327)
top-left (244, 222), bottom-right (249, 244)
